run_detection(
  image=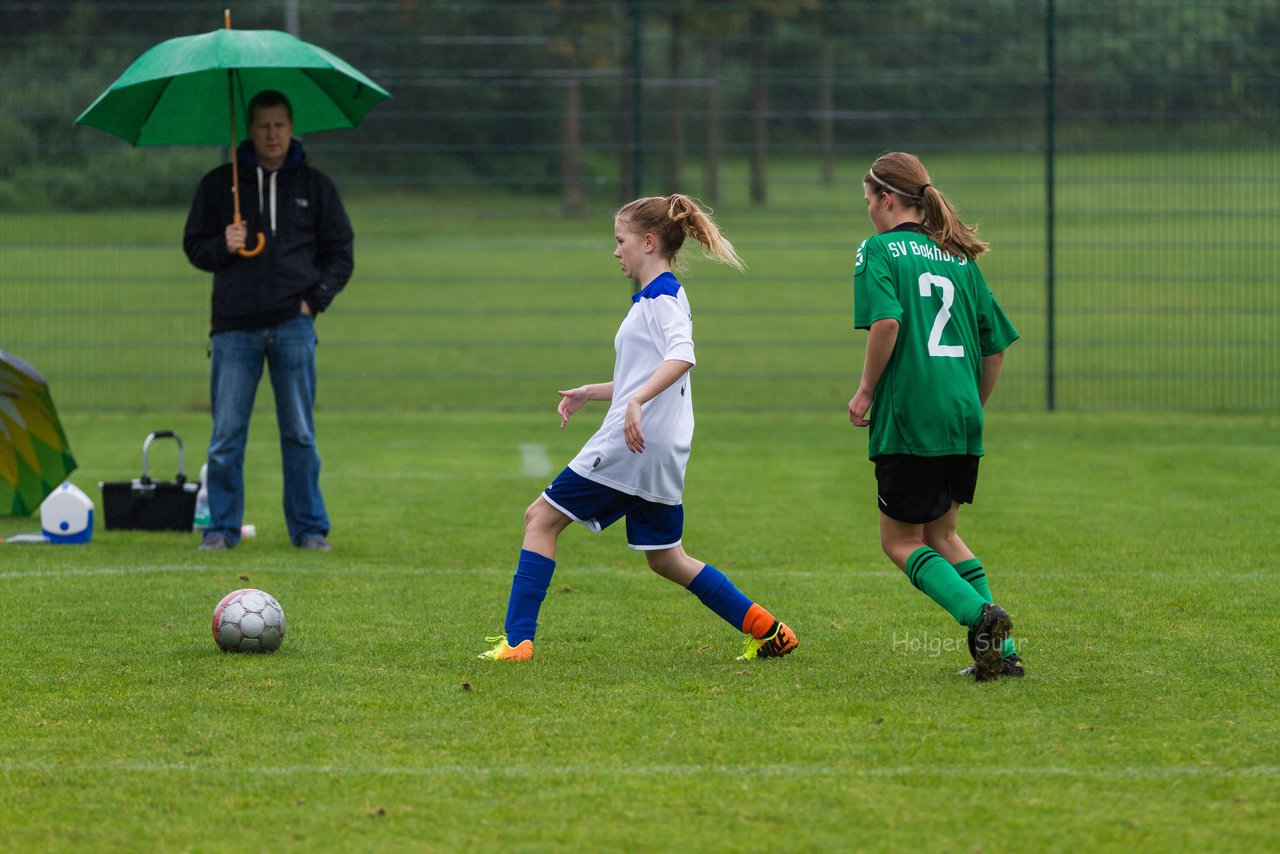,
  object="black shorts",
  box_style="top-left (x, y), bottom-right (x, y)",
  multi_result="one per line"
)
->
top-left (873, 454), bottom-right (980, 524)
